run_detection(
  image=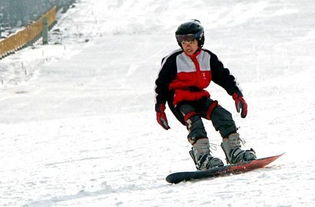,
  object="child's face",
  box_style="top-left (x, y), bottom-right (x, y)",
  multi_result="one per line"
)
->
top-left (181, 39), bottom-right (199, 56)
